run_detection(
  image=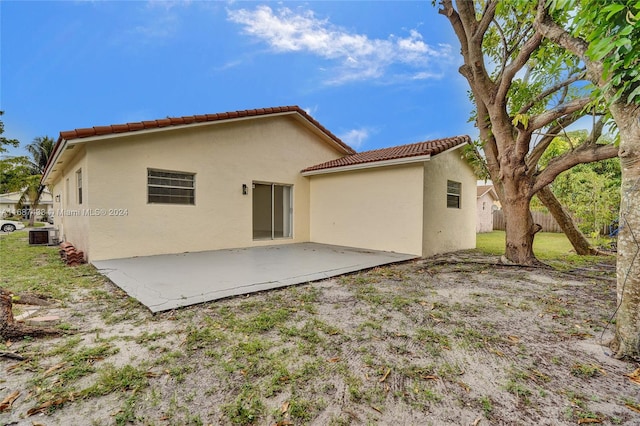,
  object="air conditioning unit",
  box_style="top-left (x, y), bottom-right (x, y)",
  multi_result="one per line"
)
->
top-left (28, 228), bottom-right (60, 246)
